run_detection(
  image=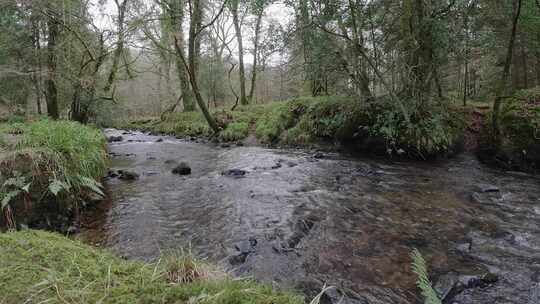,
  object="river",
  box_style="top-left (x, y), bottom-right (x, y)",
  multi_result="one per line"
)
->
top-left (86, 129), bottom-right (540, 304)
